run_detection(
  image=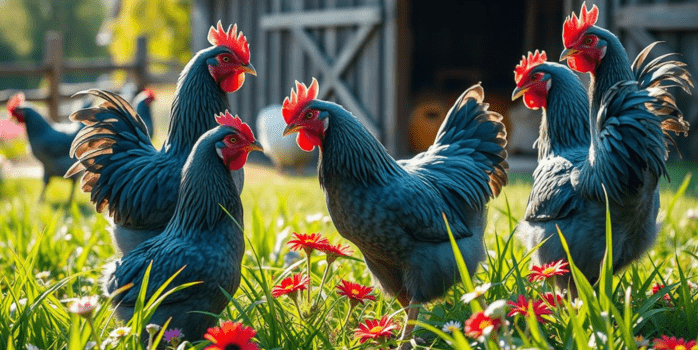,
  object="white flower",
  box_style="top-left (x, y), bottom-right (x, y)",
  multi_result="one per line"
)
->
top-left (67, 296), bottom-right (99, 318)
top-left (109, 326), bottom-right (131, 339)
top-left (26, 344), bottom-right (41, 350)
top-left (588, 331), bottom-right (608, 347)
top-left (686, 208), bottom-right (698, 220)
top-left (441, 320), bottom-right (462, 333)
top-left (571, 298), bottom-right (584, 309)
top-left (84, 341), bottom-right (97, 350)
top-left (35, 271), bottom-right (50, 279)
top-left (461, 283), bottom-right (491, 304)
top-left (485, 299), bottom-right (508, 319)
top-left (146, 323), bottom-right (161, 335)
